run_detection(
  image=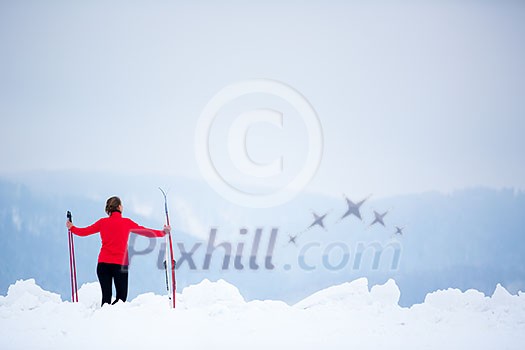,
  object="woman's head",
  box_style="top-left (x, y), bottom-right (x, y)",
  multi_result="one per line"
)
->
top-left (105, 196), bottom-right (122, 215)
